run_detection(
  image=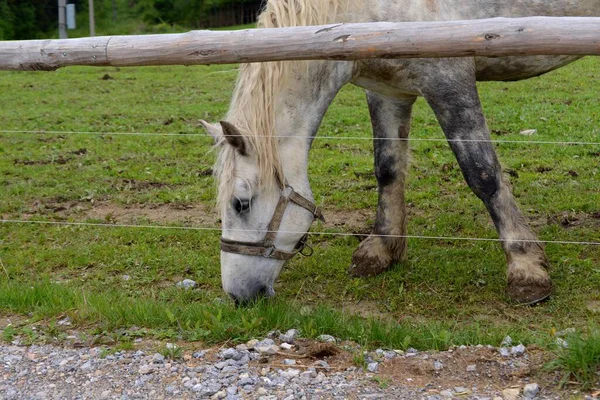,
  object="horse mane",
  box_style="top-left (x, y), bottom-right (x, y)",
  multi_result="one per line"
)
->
top-left (216, 0), bottom-right (348, 206)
